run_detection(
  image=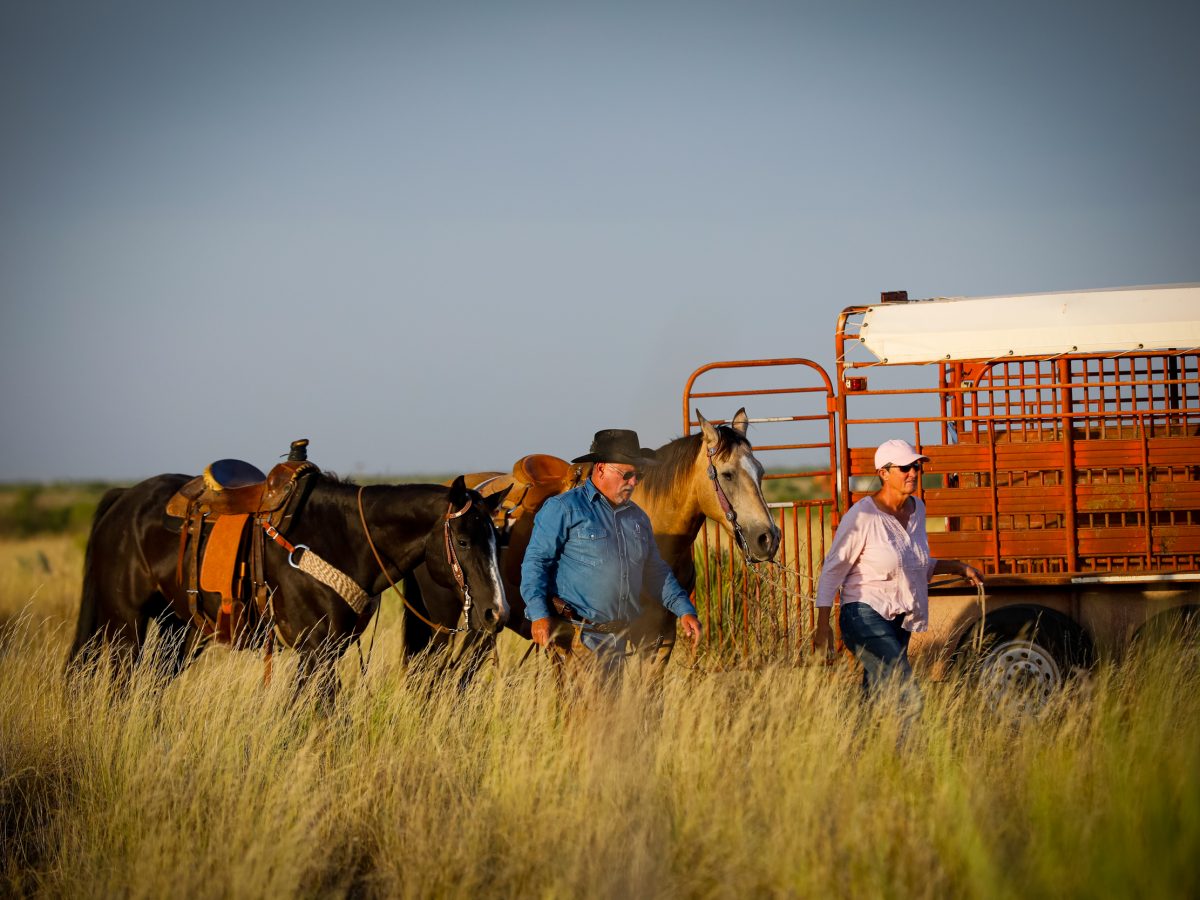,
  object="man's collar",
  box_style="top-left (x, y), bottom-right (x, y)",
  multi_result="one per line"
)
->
top-left (582, 477), bottom-right (603, 503)
top-left (582, 475), bottom-right (635, 511)
top-left (583, 475), bottom-right (615, 507)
